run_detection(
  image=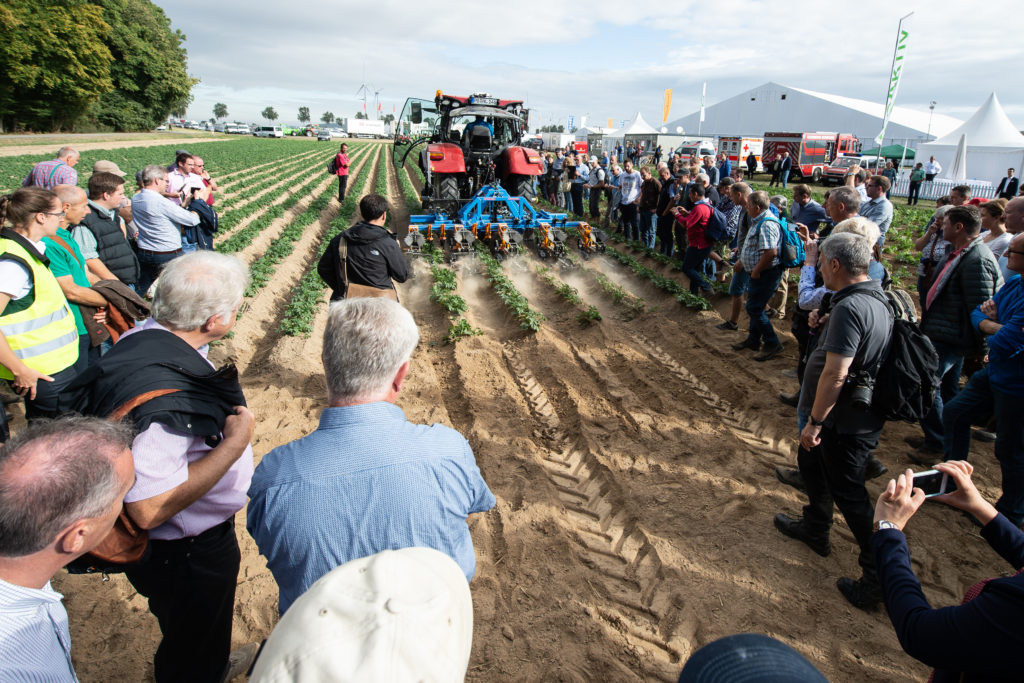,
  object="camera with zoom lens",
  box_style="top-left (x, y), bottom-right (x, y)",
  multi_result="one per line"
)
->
top-left (845, 371), bottom-right (875, 411)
